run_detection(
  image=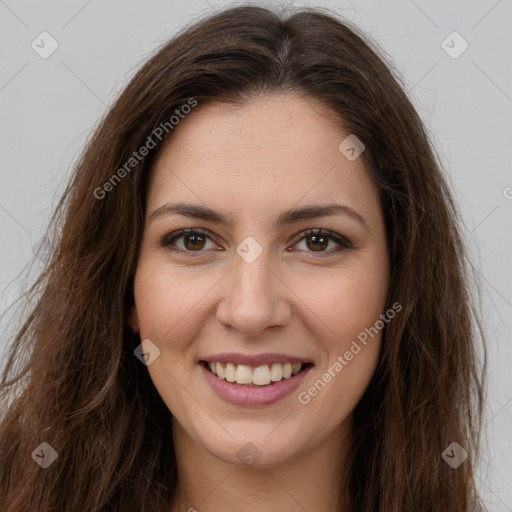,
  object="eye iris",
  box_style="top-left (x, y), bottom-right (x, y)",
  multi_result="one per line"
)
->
top-left (306, 233), bottom-right (328, 251)
top-left (173, 230), bottom-right (338, 253)
top-left (184, 233), bottom-right (206, 250)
